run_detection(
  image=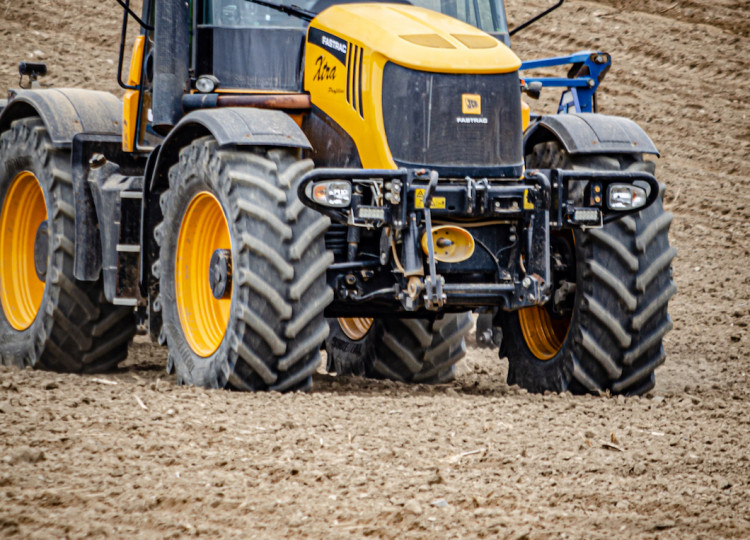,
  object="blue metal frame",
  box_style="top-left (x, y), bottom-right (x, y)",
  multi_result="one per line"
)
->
top-left (520, 51), bottom-right (611, 114)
